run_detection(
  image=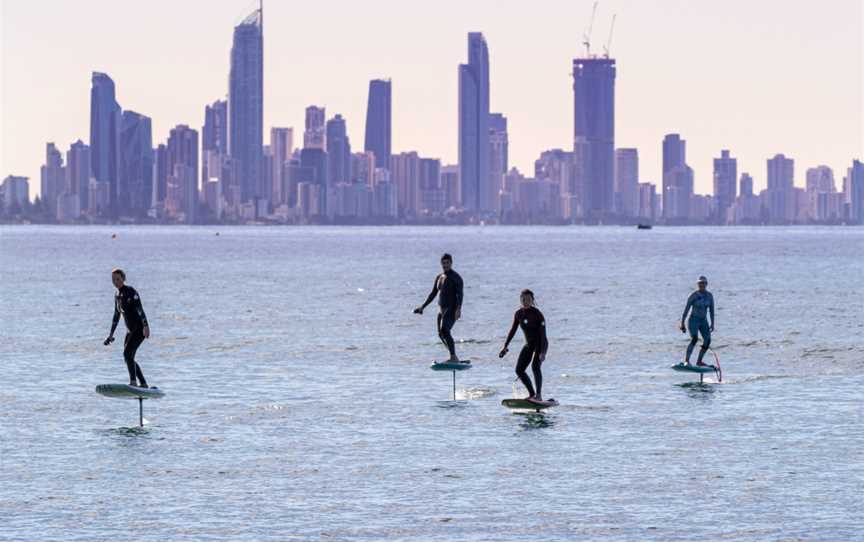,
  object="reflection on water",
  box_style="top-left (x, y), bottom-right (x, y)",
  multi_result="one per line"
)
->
top-left (97, 426), bottom-right (151, 438)
top-left (514, 412), bottom-right (556, 430)
top-left (676, 381), bottom-right (717, 400)
top-left (458, 386), bottom-right (497, 400)
top-left (434, 400), bottom-right (471, 410)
